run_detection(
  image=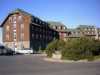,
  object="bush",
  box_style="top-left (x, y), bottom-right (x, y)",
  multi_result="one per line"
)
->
top-left (61, 38), bottom-right (85, 61)
top-left (46, 40), bottom-right (58, 57)
top-left (46, 39), bottom-right (66, 57)
top-left (61, 37), bottom-right (100, 61)
top-left (46, 37), bottom-right (100, 61)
